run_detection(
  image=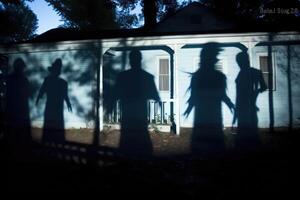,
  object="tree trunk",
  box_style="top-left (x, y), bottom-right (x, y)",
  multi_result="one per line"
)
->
top-left (143, 0), bottom-right (157, 29)
top-left (268, 33), bottom-right (274, 132)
